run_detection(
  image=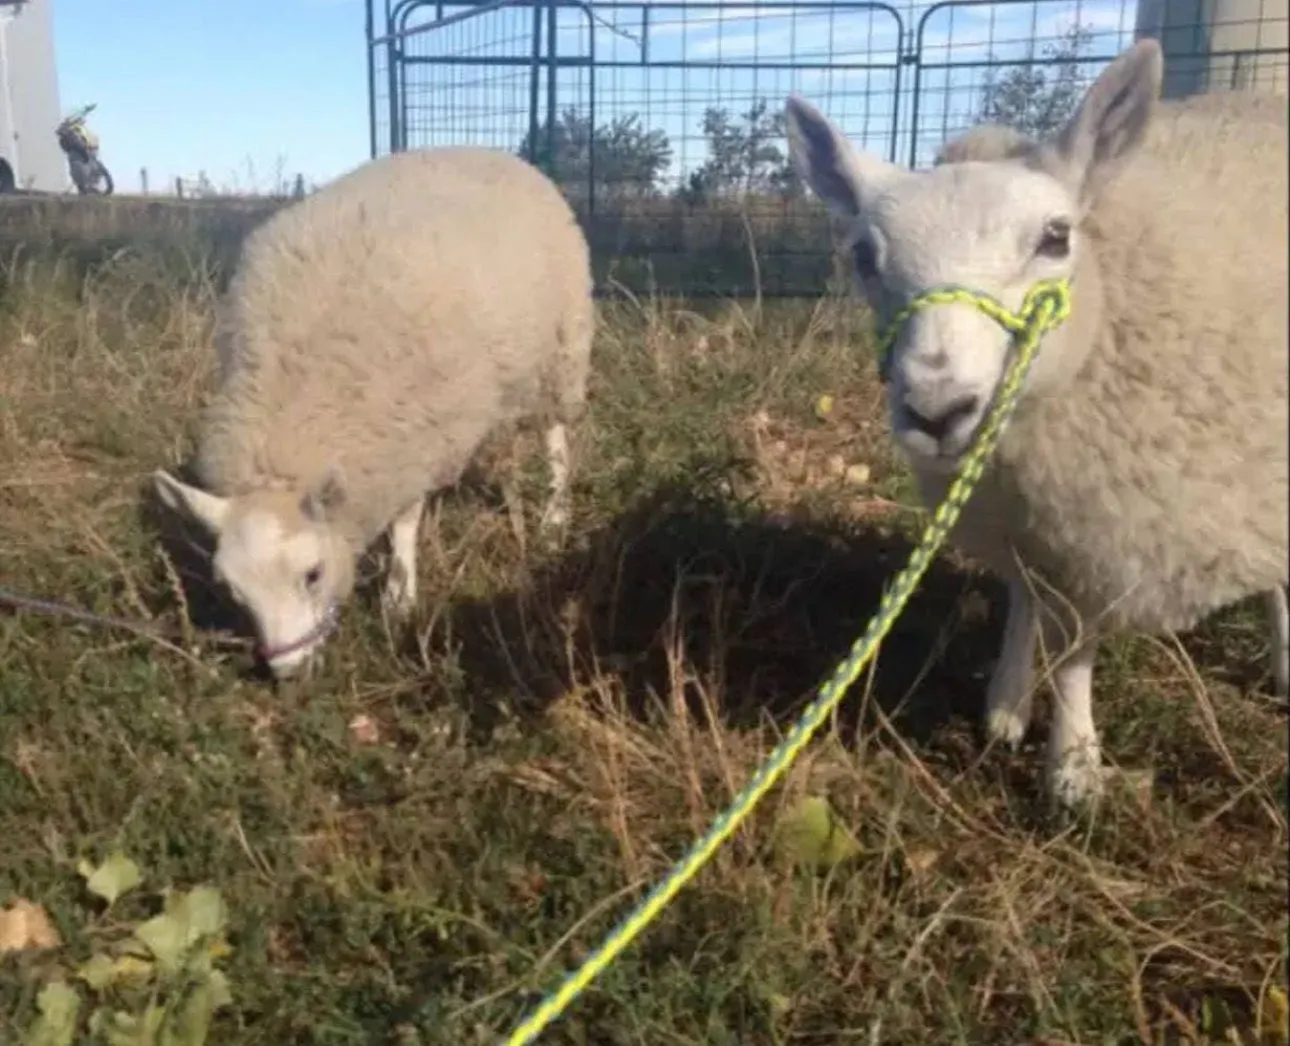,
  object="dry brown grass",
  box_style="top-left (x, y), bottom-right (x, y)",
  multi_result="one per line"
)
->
top-left (0, 239), bottom-right (1286, 1046)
